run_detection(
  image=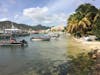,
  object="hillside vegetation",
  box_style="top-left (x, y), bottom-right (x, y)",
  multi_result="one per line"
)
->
top-left (0, 21), bottom-right (49, 31)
